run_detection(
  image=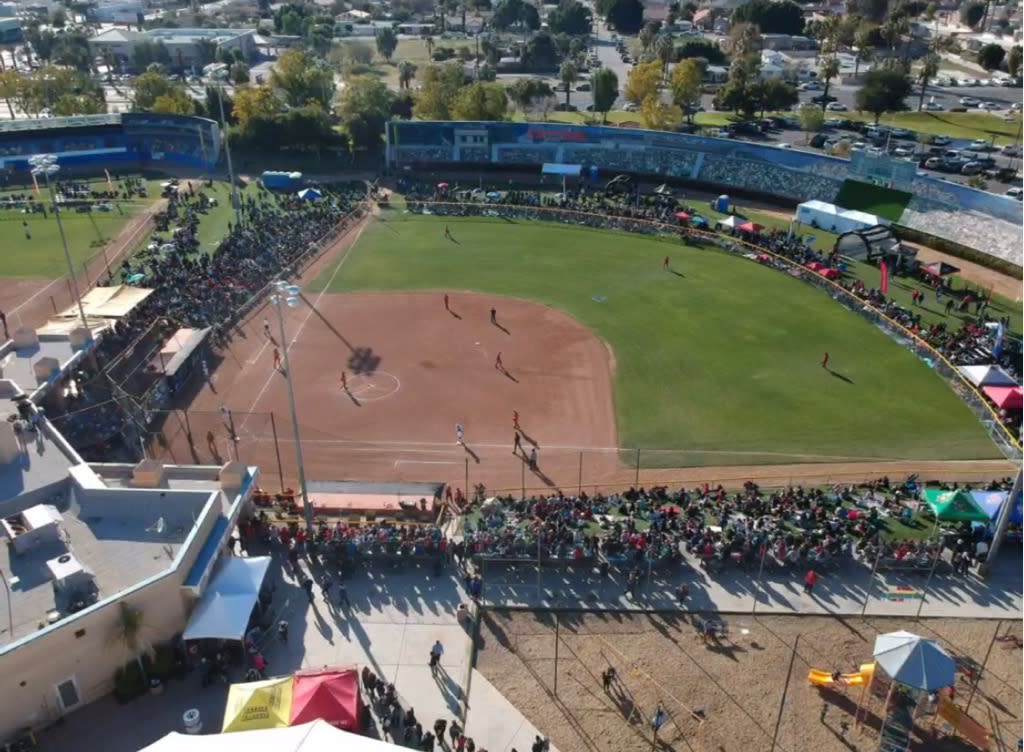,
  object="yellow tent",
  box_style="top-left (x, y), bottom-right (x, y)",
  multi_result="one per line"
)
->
top-left (221, 677), bottom-right (294, 733)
